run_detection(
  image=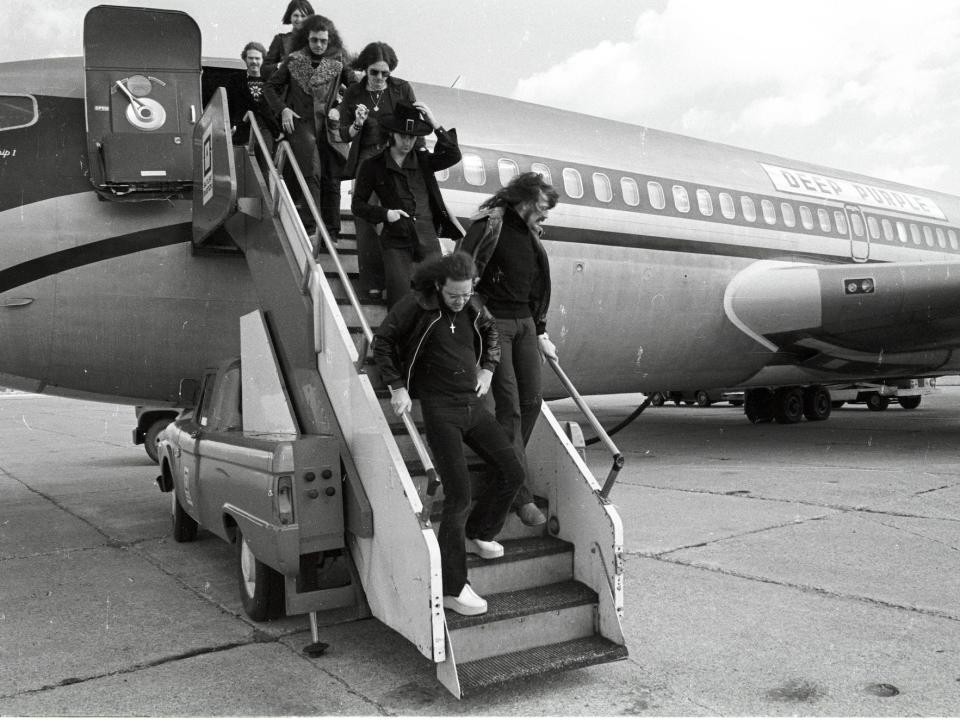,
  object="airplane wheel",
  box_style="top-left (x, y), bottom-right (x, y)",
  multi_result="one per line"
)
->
top-left (236, 529), bottom-right (284, 621)
top-left (866, 393), bottom-right (890, 411)
top-left (802, 386), bottom-right (831, 422)
top-left (143, 418), bottom-right (169, 464)
top-left (744, 389), bottom-right (774, 424)
top-left (773, 387), bottom-right (804, 424)
top-left (172, 490), bottom-right (198, 543)
top-left (899, 396), bottom-right (922, 410)
top-left (695, 390), bottom-right (712, 407)
top-left (650, 392), bottom-right (665, 407)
